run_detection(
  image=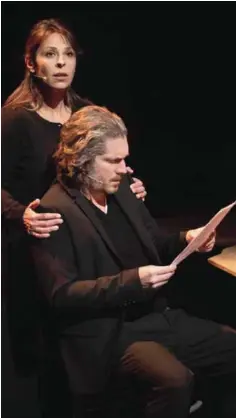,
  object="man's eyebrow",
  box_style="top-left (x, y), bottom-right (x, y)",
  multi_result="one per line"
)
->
top-left (108, 155), bottom-right (129, 160)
